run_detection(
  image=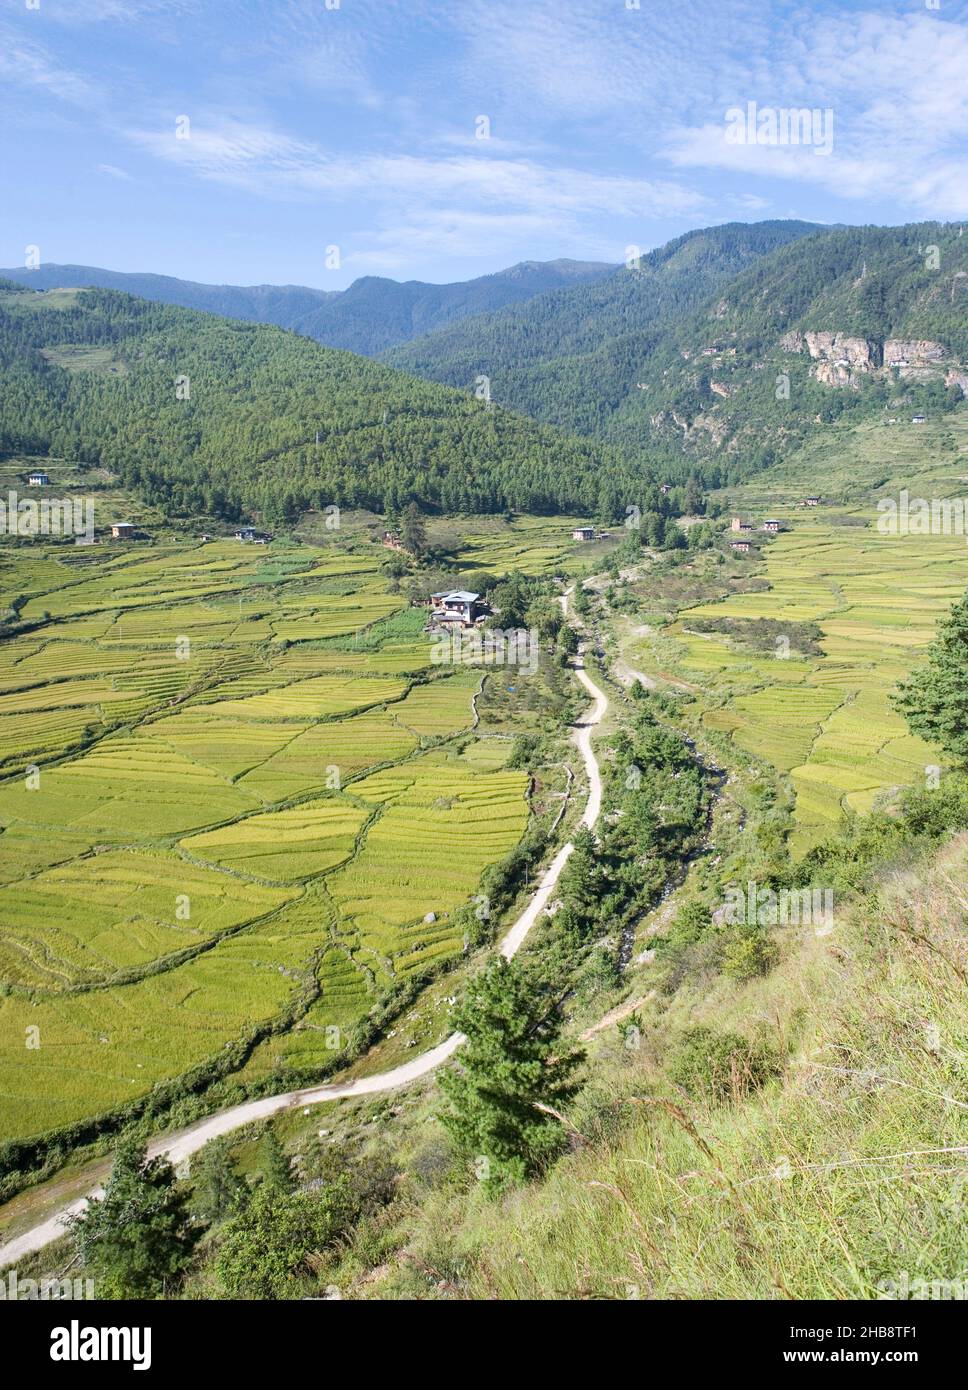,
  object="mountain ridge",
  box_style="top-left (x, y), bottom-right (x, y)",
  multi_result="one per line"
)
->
top-left (0, 258), bottom-right (616, 356)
